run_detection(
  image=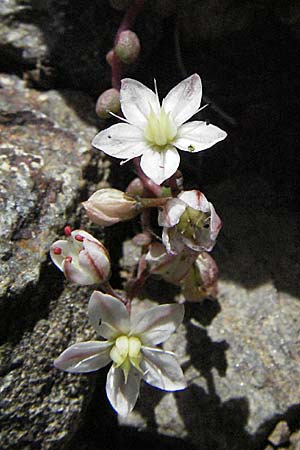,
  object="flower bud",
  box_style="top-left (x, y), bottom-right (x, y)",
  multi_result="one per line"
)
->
top-left (83, 188), bottom-right (141, 227)
top-left (106, 49), bottom-right (115, 67)
top-left (115, 30), bottom-right (141, 64)
top-left (145, 243), bottom-right (197, 285)
top-left (50, 230), bottom-right (111, 285)
top-left (95, 88), bottom-right (120, 119)
top-left (181, 252), bottom-right (218, 302)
